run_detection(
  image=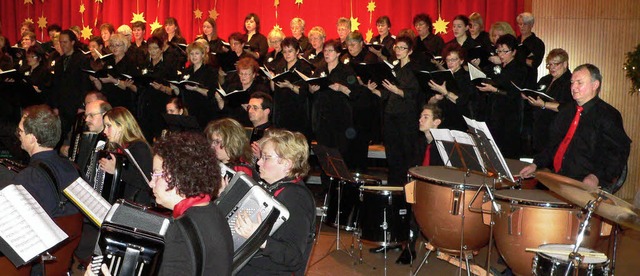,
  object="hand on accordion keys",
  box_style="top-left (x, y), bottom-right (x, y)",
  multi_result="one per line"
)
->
top-left (98, 153), bottom-right (117, 174)
top-left (84, 262), bottom-right (111, 276)
top-left (235, 210), bottom-right (263, 245)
